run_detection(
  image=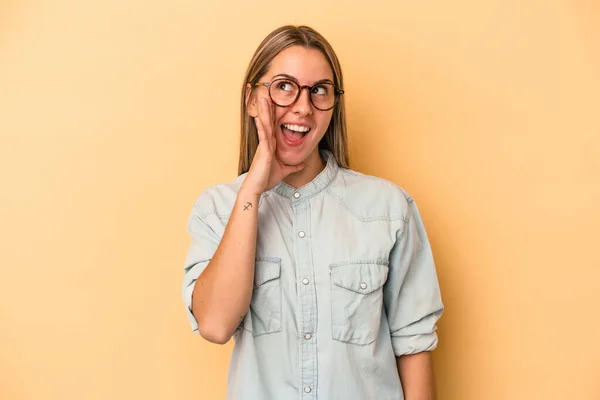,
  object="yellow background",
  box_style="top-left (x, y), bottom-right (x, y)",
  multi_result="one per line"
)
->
top-left (1, 0), bottom-right (599, 399)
